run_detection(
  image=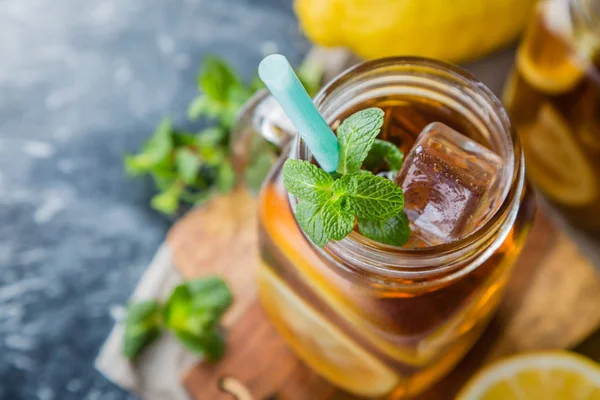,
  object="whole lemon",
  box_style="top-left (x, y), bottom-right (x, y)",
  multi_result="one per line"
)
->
top-left (295, 0), bottom-right (536, 63)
